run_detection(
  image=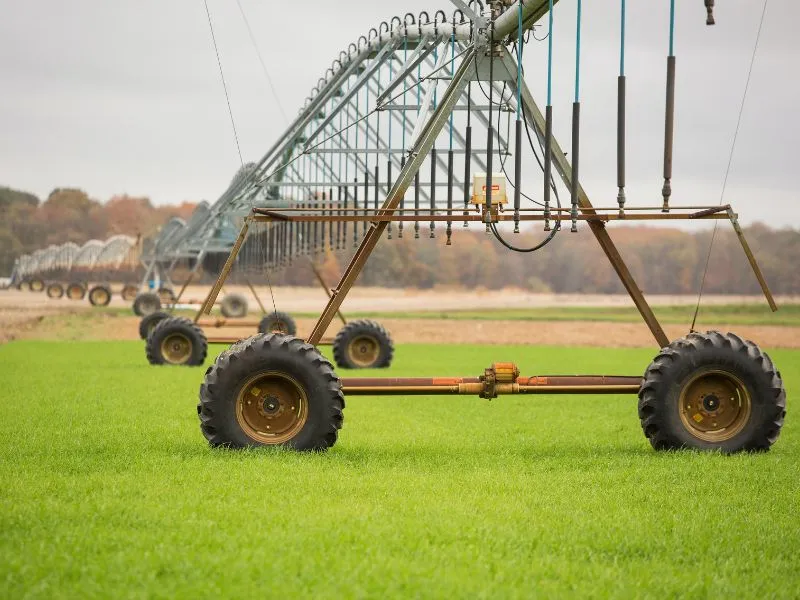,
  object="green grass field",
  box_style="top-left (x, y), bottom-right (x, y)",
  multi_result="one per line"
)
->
top-left (339, 302), bottom-right (800, 326)
top-left (1, 341), bottom-right (798, 598)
